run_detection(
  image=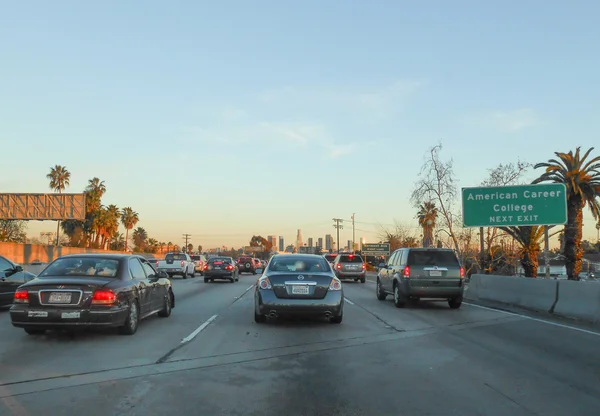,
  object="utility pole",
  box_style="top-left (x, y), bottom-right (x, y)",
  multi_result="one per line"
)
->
top-left (351, 213), bottom-right (356, 253)
top-left (182, 234), bottom-right (192, 253)
top-left (332, 218), bottom-right (343, 253)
